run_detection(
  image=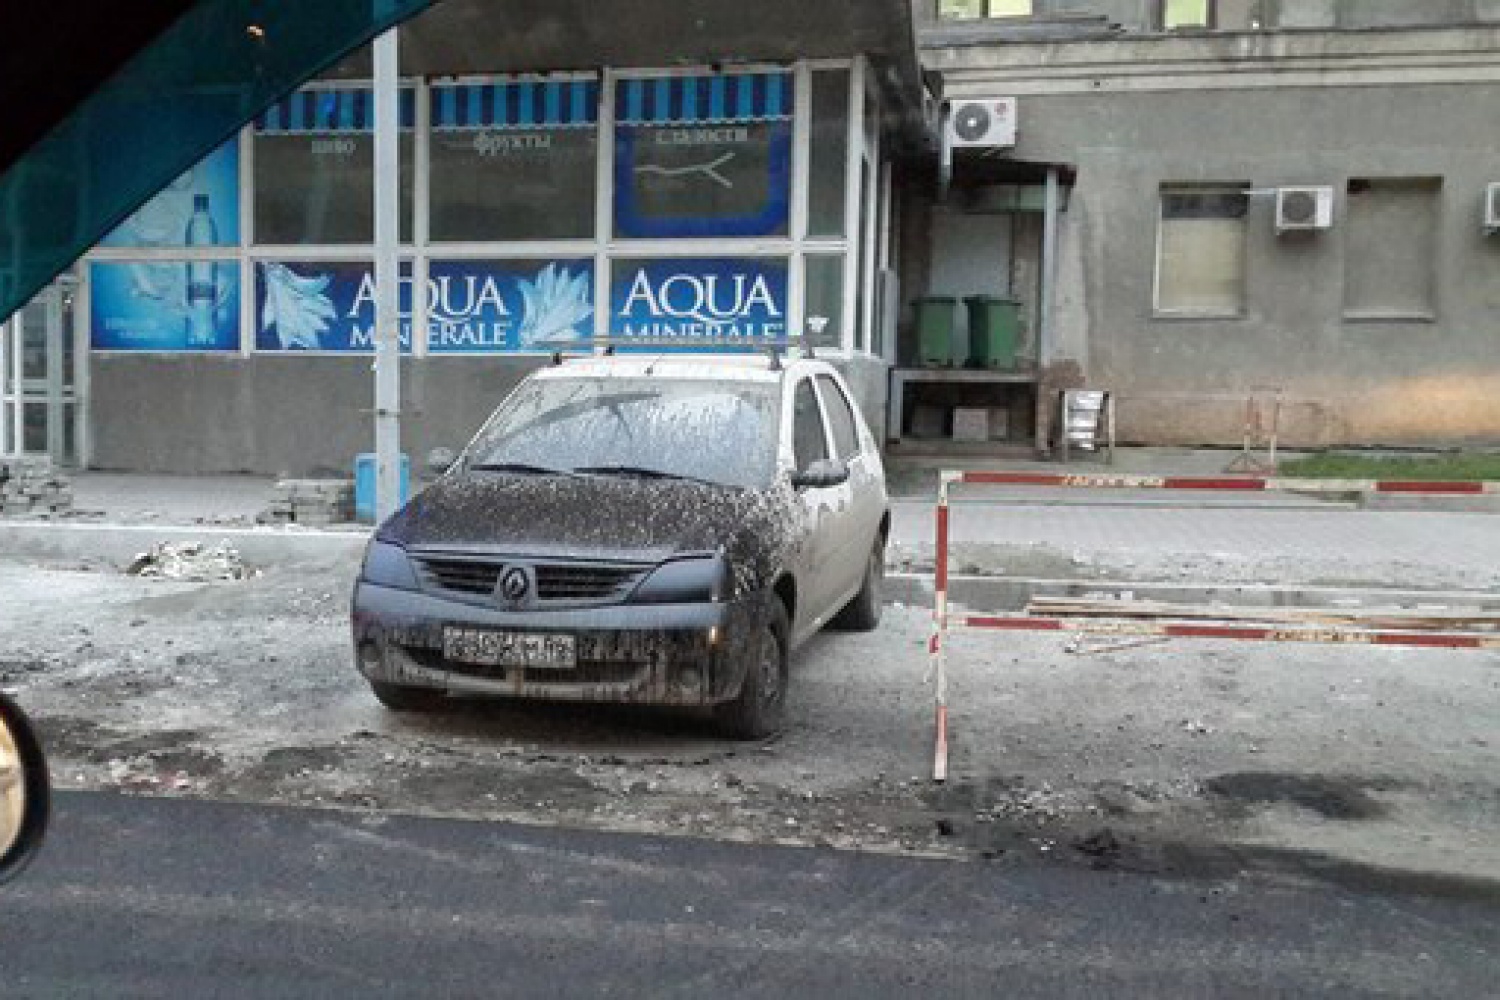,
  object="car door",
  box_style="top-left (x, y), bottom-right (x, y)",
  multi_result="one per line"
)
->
top-left (814, 373), bottom-right (882, 604)
top-left (788, 375), bottom-right (841, 637)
